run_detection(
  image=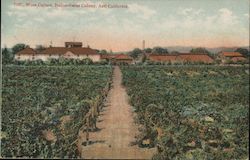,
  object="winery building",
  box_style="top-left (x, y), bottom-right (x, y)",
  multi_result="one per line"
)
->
top-left (218, 52), bottom-right (246, 63)
top-left (15, 42), bottom-right (101, 62)
top-left (148, 53), bottom-right (214, 63)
